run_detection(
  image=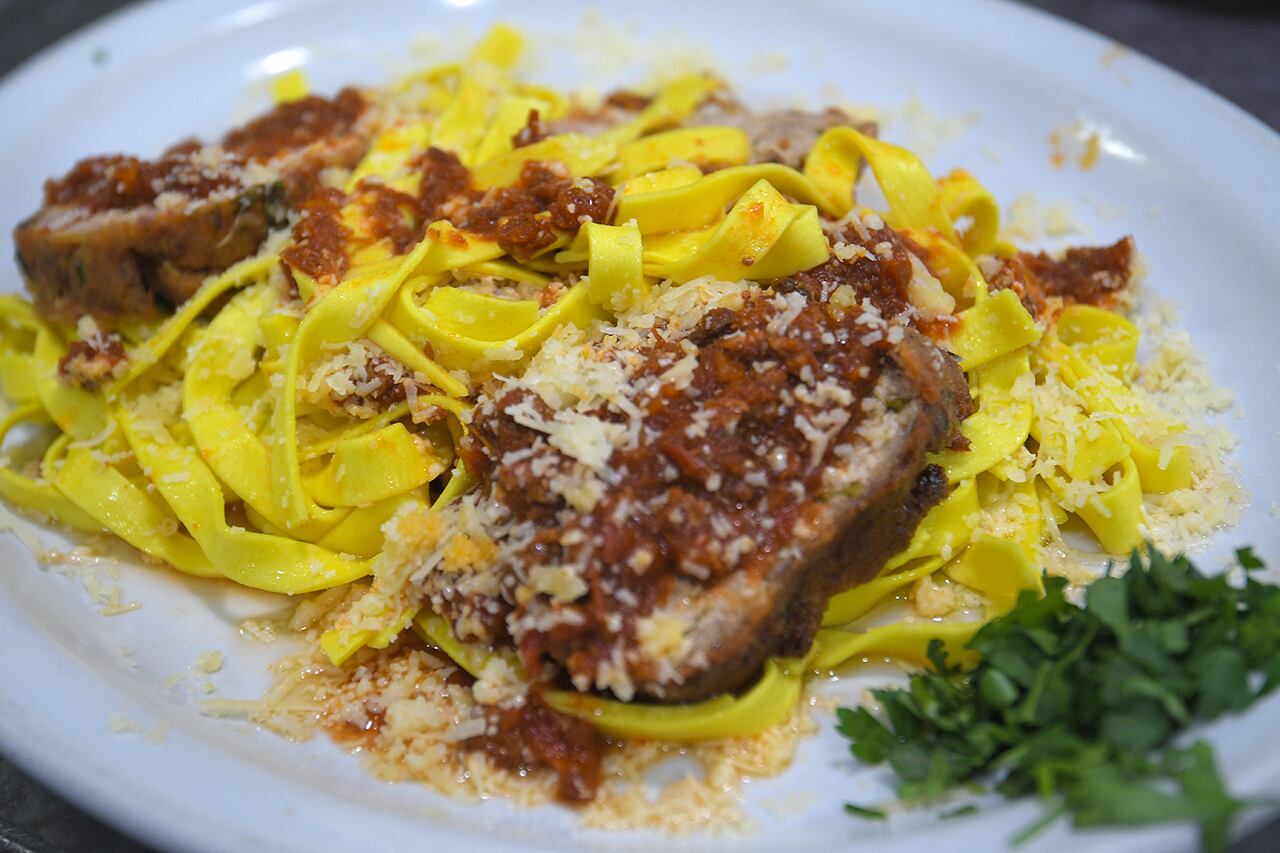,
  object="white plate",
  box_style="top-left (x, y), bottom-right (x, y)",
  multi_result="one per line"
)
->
top-left (1, 1), bottom-right (1278, 851)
